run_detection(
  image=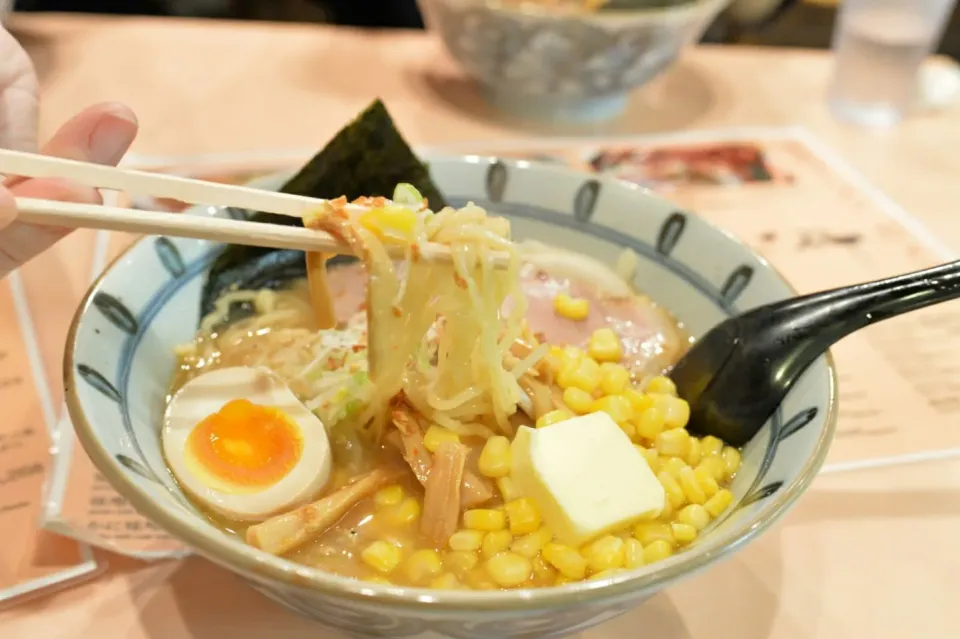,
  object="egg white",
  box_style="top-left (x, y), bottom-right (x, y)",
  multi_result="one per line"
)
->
top-left (162, 366), bottom-right (332, 521)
